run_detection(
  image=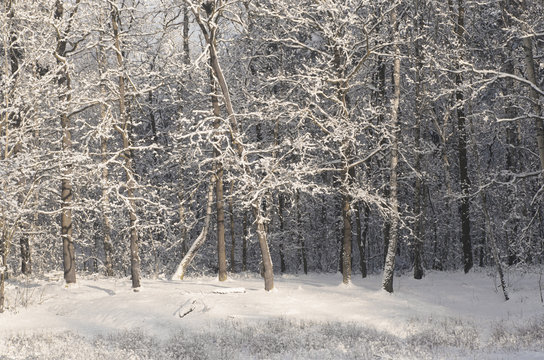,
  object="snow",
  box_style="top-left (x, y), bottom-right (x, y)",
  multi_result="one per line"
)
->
top-left (1, 268), bottom-right (543, 359)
